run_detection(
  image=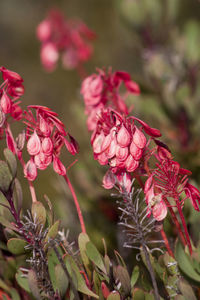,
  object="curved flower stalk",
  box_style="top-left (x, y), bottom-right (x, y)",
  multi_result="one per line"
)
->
top-left (37, 9), bottom-right (96, 72)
